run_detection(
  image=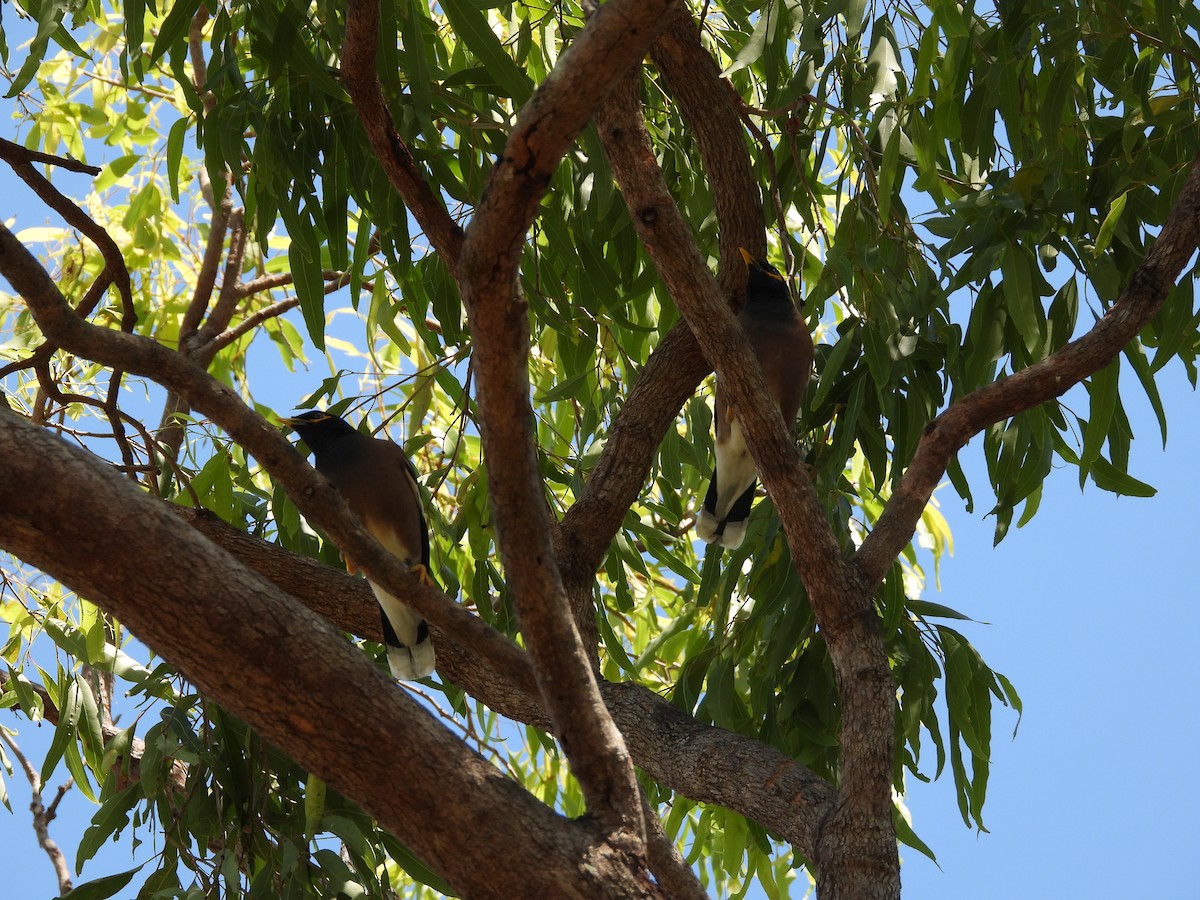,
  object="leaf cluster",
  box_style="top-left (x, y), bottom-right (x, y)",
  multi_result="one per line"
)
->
top-left (0, 0), bottom-right (1197, 895)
